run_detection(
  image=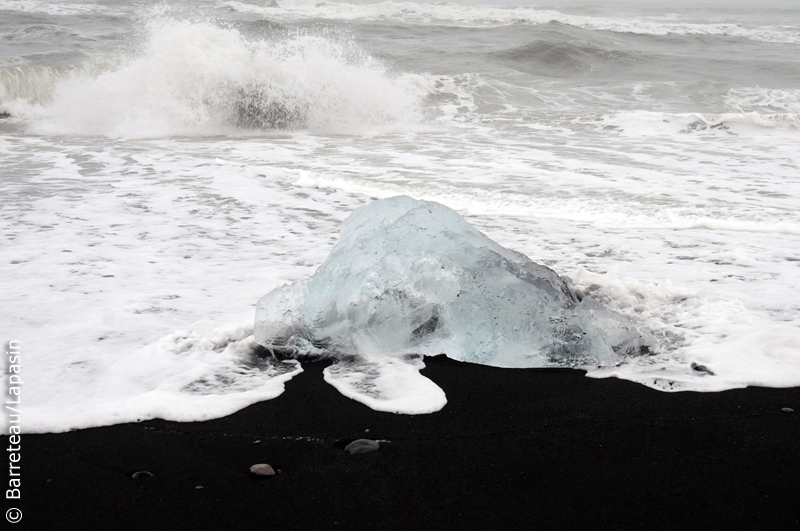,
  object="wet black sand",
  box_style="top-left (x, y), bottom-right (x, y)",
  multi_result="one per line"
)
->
top-left (11, 355), bottom-right (800, 530)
